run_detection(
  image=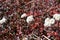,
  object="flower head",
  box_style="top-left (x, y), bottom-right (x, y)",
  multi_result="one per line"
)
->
top-left (53, 14), bottom-right (60, 20)
top-left (26, 15), bottom-right (34, 23)
top-left (49, 18), bottom-right (55, 24)
top-left (44, 18), bottom-right (55, 27)
top-left (21, 13), bottom-right (27, 18)
top-left (44, 22), bottom-right (51, 27)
